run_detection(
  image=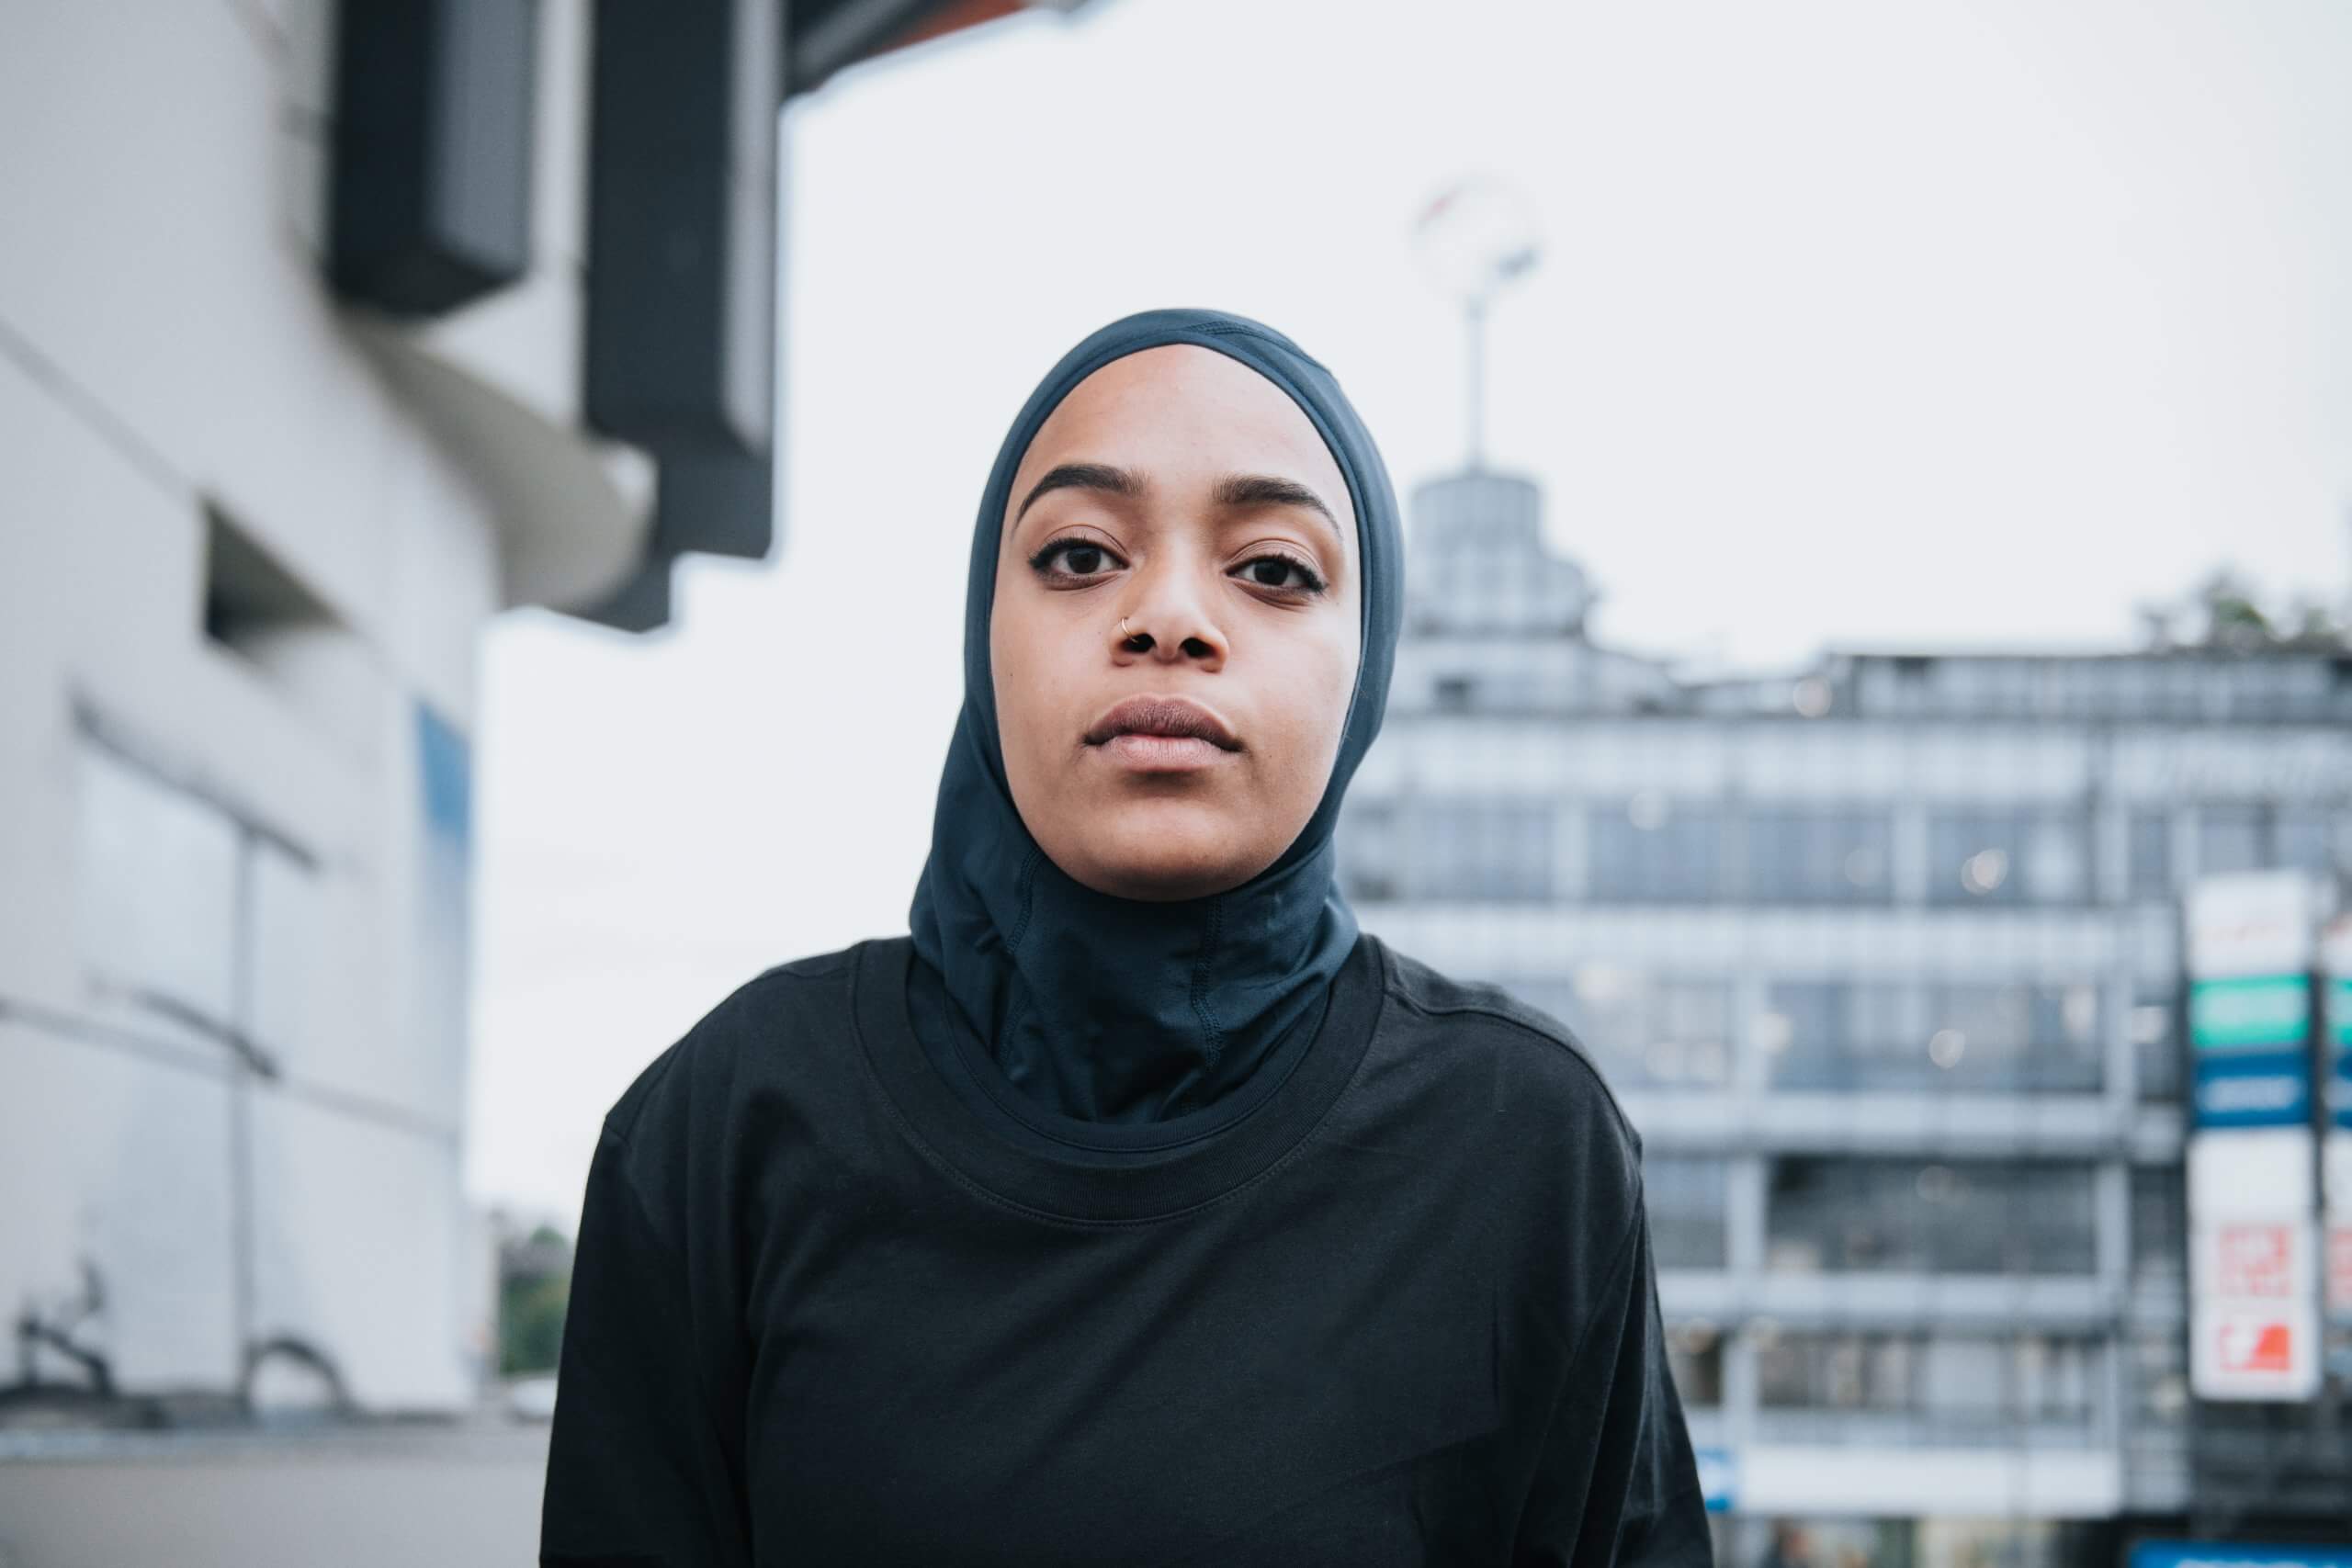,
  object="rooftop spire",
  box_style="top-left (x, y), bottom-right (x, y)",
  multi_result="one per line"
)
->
top-left (1411, 176), bottom-right (1542, 472)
